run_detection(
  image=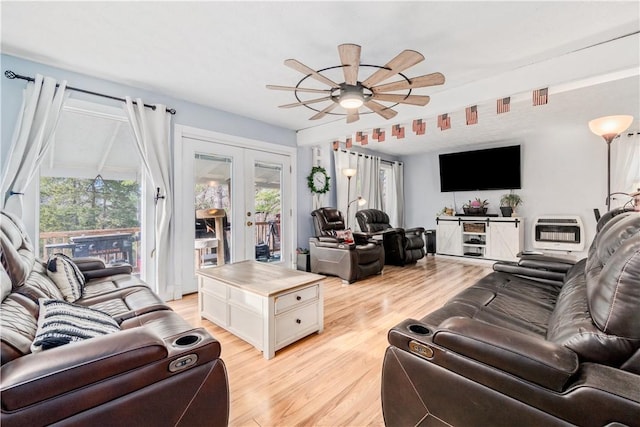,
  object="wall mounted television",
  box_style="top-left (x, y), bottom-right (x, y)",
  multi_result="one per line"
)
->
top-left (439, 145), bottom-right (521, 192)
